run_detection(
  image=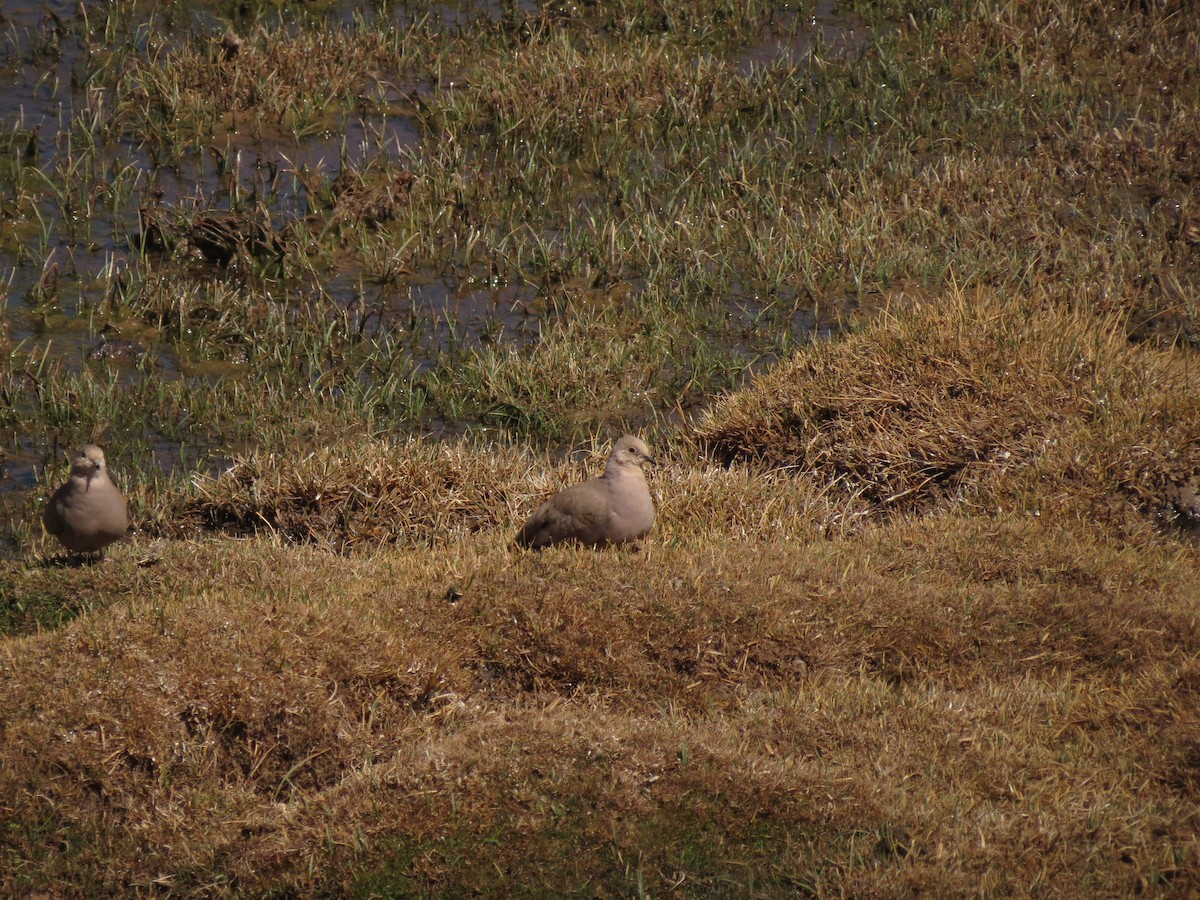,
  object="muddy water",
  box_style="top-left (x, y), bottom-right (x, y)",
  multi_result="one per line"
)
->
top-left (737, 0), bottom-right (874, 75)
top-left (0, 0), bottom-right (869, 530)
top-left (0, 1), bottom-right (433, 495)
